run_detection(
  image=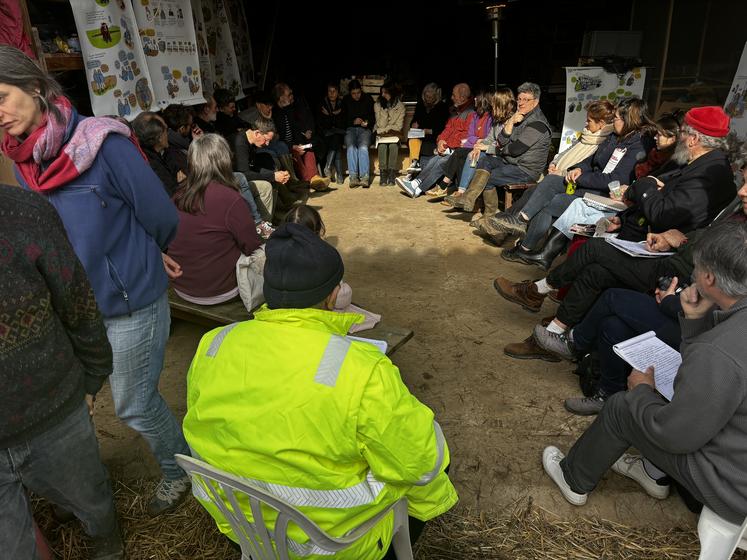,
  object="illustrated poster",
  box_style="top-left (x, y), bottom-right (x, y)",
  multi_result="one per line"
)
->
top-left (70, 0), bottom-right (155, 119)
top-left (225, 0), bottom-right (254, 89)
top-left (190, 0), bottom-right (214, 95)
top-left (131, 0), bottom-right (204, 109)
top-left (560, 67), bottom-right (646, 152)
top-left (725, 43), bottom-right (747, 141)
top-left (202, 0), bottom-right (243, 98)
